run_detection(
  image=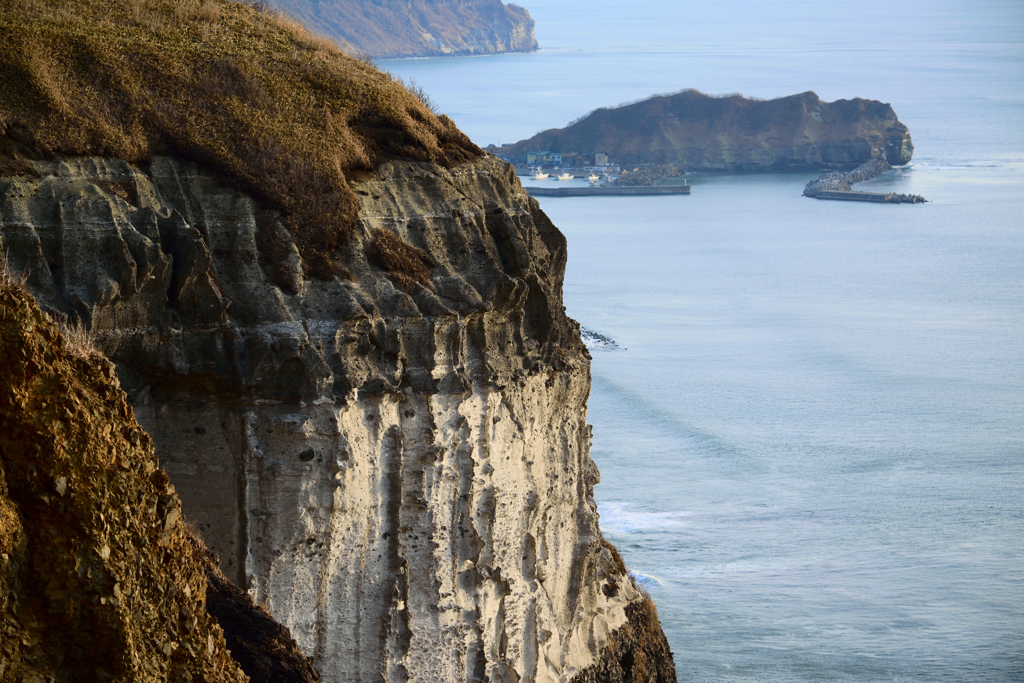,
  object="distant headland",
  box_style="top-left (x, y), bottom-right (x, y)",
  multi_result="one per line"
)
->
top-left (497, 90), bottom-right (914, 173)
top-left (268, 0), bottom-right (538, 58)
